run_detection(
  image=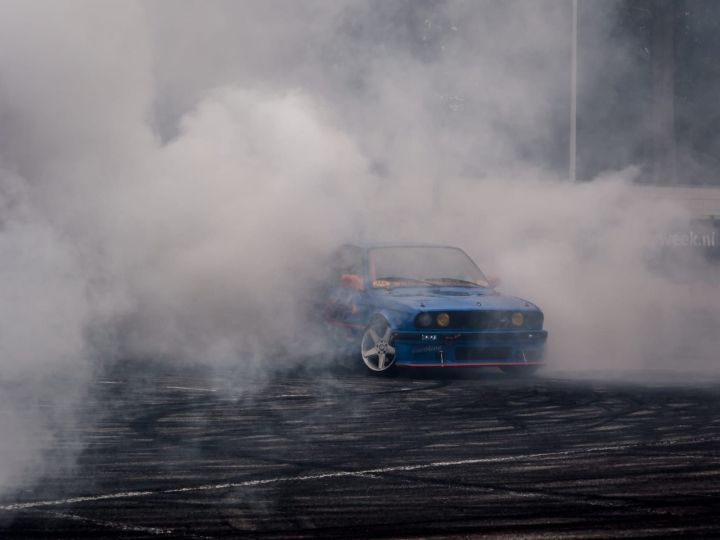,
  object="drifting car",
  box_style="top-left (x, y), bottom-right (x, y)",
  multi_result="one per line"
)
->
top-left (321, 243), bottom-right (547, 375)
